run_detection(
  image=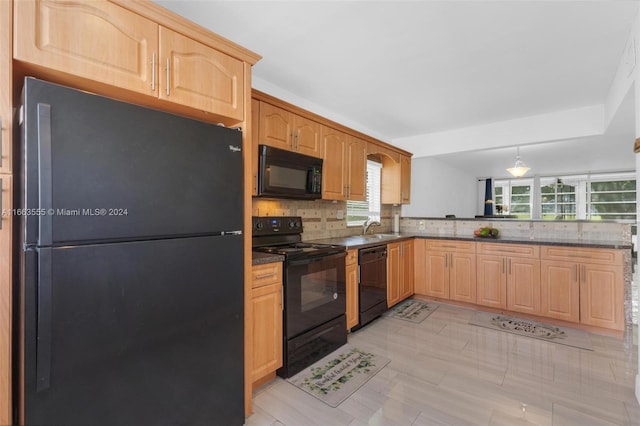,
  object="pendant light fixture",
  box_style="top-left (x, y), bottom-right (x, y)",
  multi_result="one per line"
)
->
top-left (506, 147), bottom-right (530, 178)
